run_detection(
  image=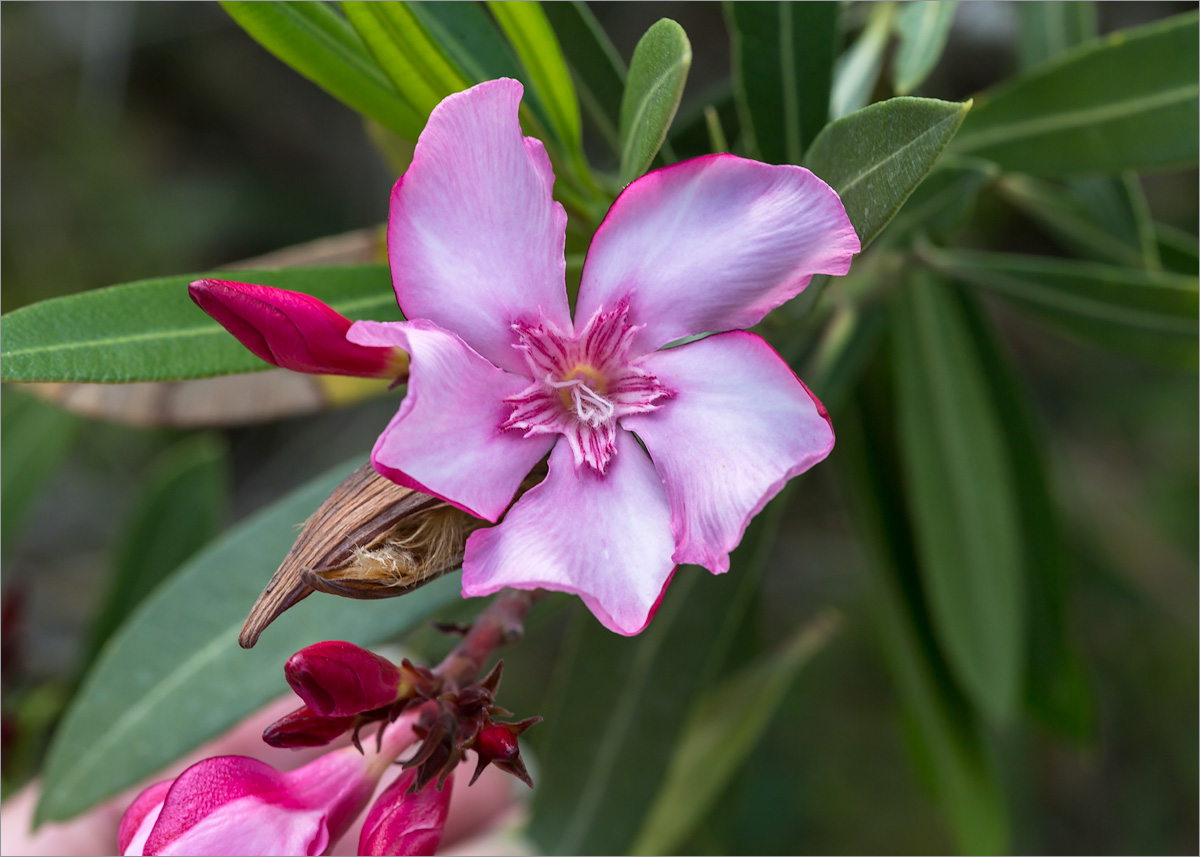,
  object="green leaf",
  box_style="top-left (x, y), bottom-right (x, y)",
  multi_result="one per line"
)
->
top-left (83, 437), bottom-right (229, 670)
top-left (1, 264), bottom-right (397, 384)
top-left (952, 11), bottom-right (1200, 175)
top-left (35, 458), bottom-right (461, 824)
top-left (542, 1), bottom-right (627, 154)
top-left (529, 491), bottom-right (791, 854)
top-left (892, 271), bottom-right (1025, 723)
top-left (1157, 222), bottom-right (1200, 275)
top-left (0, 389), bottom-right (81, 557)
top-left (617, 19), bottom-right (693, 184)
top-left (220, 1), bottom-right (423, 140)
top-left (830, 2), bottom-right (894, 119)
top-left (919, 245), bottom-right (1199, 367)
top-left (727, 1), bottom-right (838, 164)
top-left (406, 1), bottom-right (526, 85)
top-left (956, 297), bottom-right (1096, 742)
top-left (879, 157), bottom-right (999, 247)
top-left (996, 174), bottom-right (1148, 267)
top-left (1017, 1), bottom-right (1096, 70)
top-left (631, 611), bottom-right (840, 855)
top-left (838, 377), bottom-right (1010, 854)
top-left (804, 97), bottom-right (971, 249)
top-left (488, 1), bottom-right (582, 155)
top-left (892, 2), bottom-right (957, 95)
top-left (341, 1), bottom-right (468, 117)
